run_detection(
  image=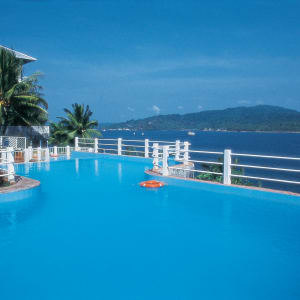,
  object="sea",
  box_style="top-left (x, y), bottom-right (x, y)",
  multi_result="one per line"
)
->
top-left (102, 130), bottom-right (300, 194)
